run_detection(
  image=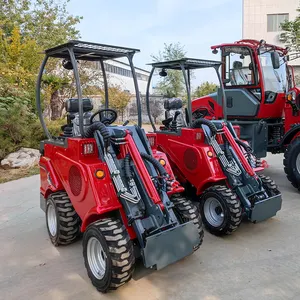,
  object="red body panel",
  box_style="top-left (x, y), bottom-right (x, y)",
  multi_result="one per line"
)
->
top-left (40, 138), bottom-right (123, 232)
top-left (150, 128), bottom-right (227, 195)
